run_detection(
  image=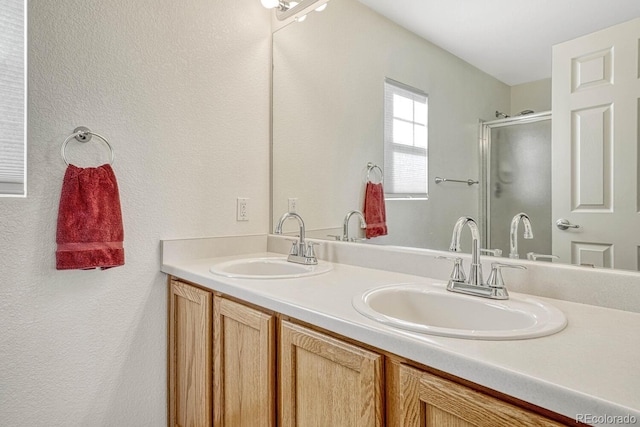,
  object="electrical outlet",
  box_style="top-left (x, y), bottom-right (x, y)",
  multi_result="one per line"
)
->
top-left (237, 197), bottom-right (249, 221)
top-left (288, 197), bottom-right (298, 213)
